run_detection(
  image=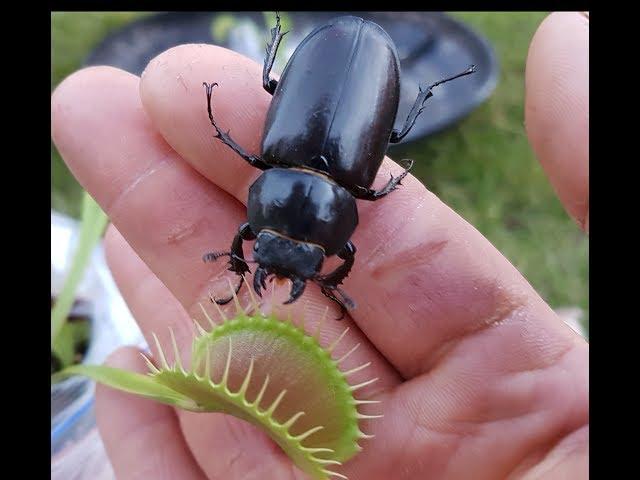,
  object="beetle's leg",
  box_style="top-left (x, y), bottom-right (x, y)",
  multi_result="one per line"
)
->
top-left (262, 12), bottom-right (288, 95)
top-left (319, 287), bottom-right (355, 321)
top-left (389, 65), bottom-right (476, 143)
top-left (203, 222), bottom-right (256, 304)
top-left (349, 159), bottom-right (414, 201)
top-left (203, 83), bottom-right (272, 170)
top-left (314, 242), bottom-right (357, 319)
top-left (315, 241), bottom-right (356, 287)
